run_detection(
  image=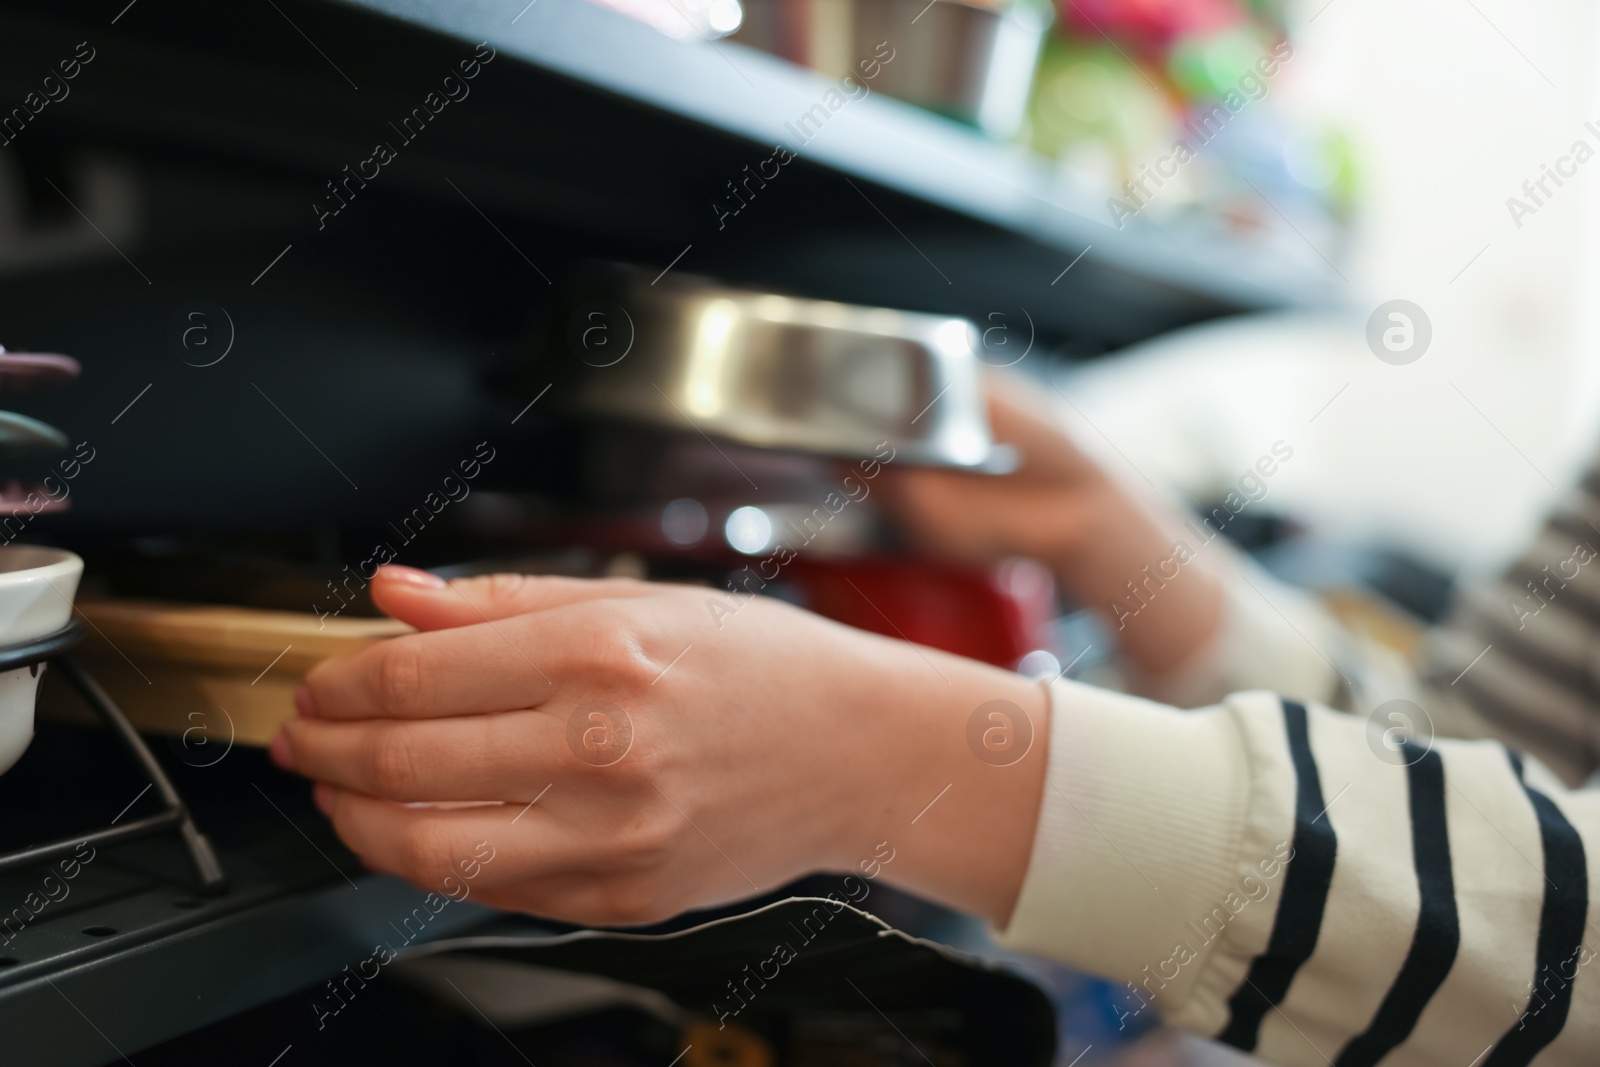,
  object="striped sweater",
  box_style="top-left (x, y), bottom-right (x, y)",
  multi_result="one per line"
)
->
top-left (996, 503), bottom-right (1600, 1064)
